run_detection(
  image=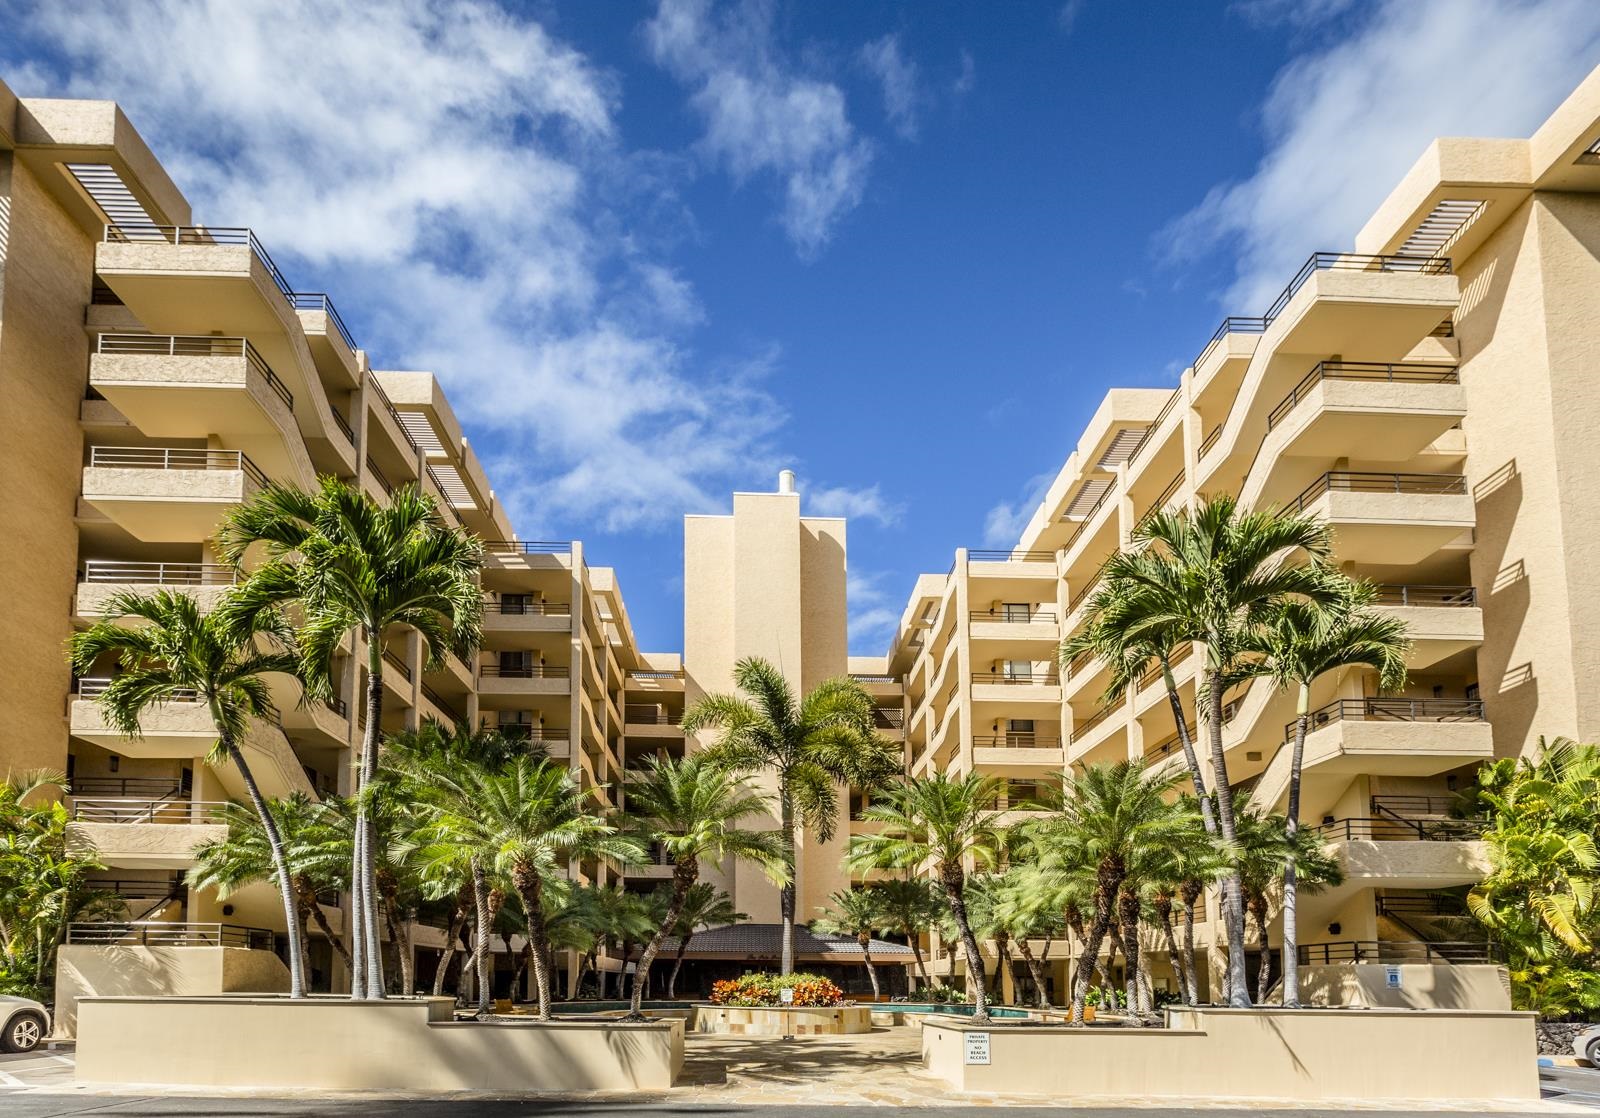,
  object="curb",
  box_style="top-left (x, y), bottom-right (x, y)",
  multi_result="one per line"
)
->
top-left (1539, 1056), bottom-right (1594, 1068)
